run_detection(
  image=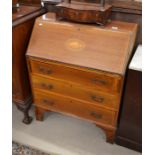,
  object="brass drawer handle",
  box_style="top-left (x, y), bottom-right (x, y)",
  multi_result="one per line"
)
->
top-left (92, 78), bottom-right (107, 85)
top-left (42, 99), bottom-right (54, 105)
top-left (91, 95), bottom-right (104, 103)
top-left (90, 112), bottom-right (103, 119)
top-left (38, 66), bottom-right (52, 75)
top-left (75, 12), bottom-right (79, 16)
top-left (41, 83), bottom-right (53, 90)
